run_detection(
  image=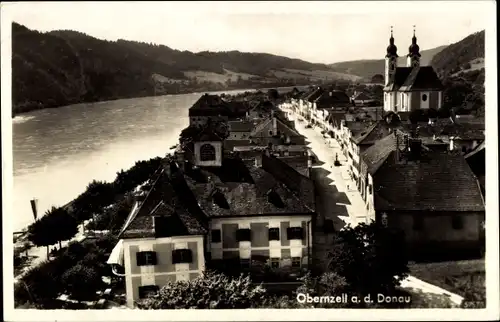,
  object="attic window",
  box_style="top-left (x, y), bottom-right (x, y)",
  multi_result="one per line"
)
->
top-left (422, 94), bottom-right (428, 102)
top-left (212, 190), bottom-right (230, 209)
top-left (267, 189), bottom-right (285, 208)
